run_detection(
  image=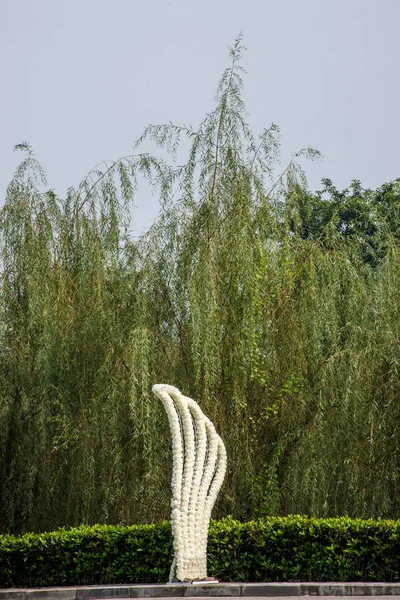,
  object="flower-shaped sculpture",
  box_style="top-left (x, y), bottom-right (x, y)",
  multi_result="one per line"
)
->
top-left (152, 384), bottom-right (227, 583)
